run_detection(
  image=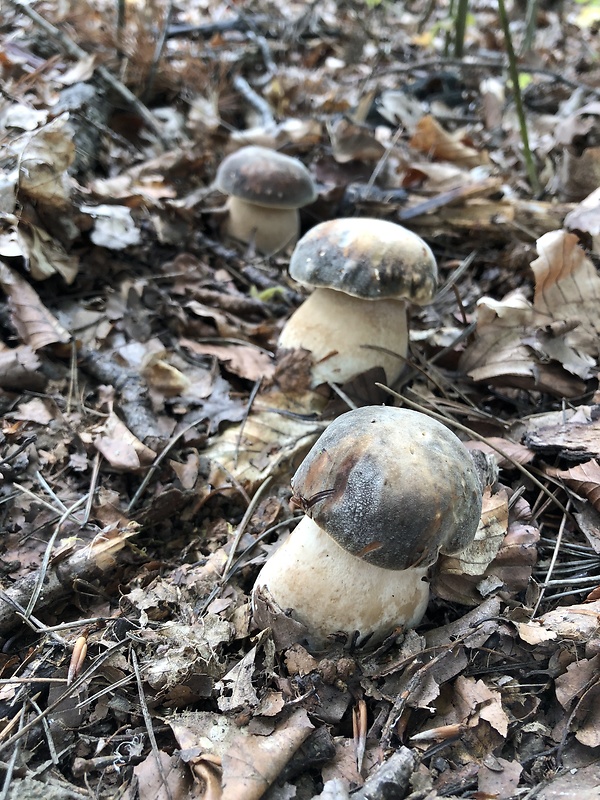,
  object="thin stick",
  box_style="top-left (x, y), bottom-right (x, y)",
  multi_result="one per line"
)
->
top-left (232, 75), bottom-right (275, 128)
top-left (531, 499), bottom-right (571, 618)
top-left (131, 648), bottom-right (173, 800)
top-left (25, 495), bottom-right (89, 619)
top-left (224, 476), bottom-right (273, 577)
